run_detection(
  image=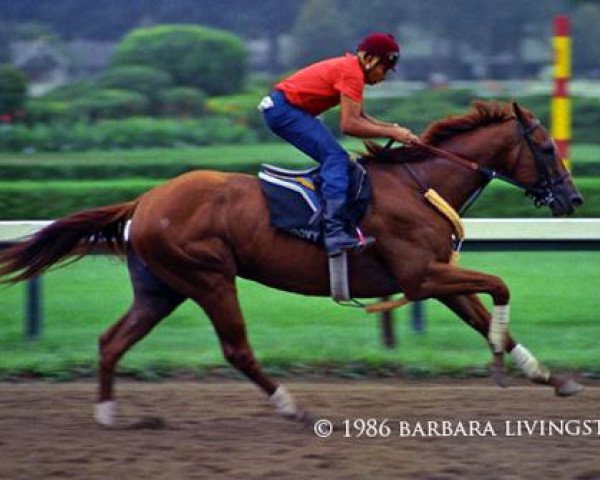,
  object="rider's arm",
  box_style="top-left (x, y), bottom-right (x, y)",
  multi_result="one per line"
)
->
top-left (361, 112), bottom-right (394, 128)
top-left (339, 94), bottom-right (419, 144)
